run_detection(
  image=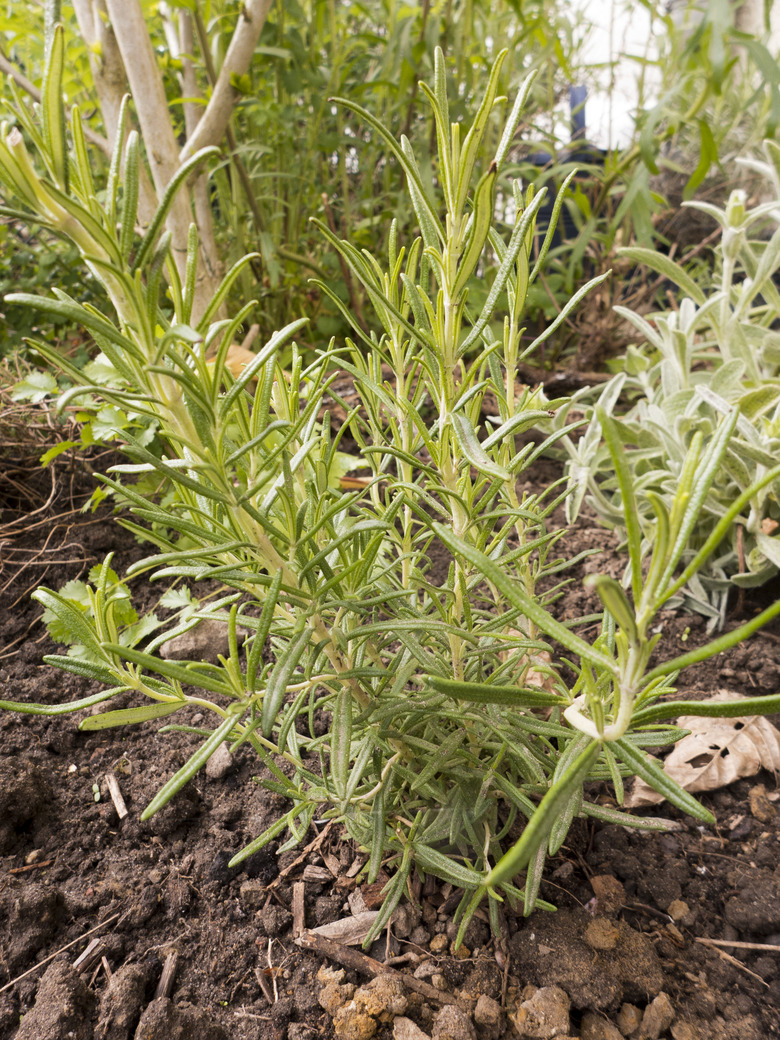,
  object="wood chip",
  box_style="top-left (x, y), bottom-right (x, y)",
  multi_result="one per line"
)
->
top-left (73, 938), bottom-right (105, 973)
top-left (105, 772), bottom-right (128, 820)
top-left (155, 950), bottom-right (179, 999)
top-left (303, 865), bottom-right (332, 883)
top-left (292, 881), bottom-right (306, 938)
top-left (323, 853), bottom-right (341, 877)
top-left (348, 889), bottom-right (369, 916)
